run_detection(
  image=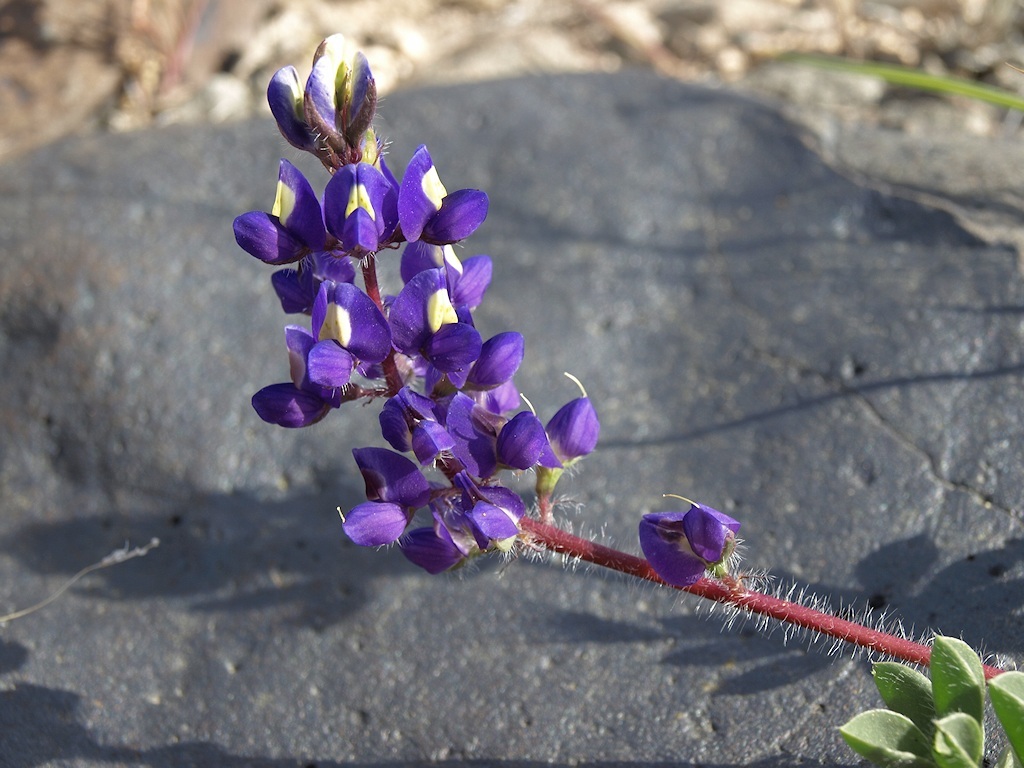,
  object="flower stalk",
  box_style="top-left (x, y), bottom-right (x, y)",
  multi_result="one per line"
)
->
top-left (519, 517), bottom-right (1005, 680)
